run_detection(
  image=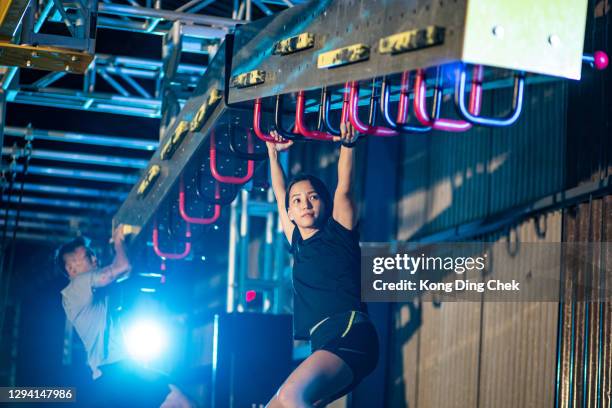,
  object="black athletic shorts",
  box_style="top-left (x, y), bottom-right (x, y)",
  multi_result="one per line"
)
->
top-left (87, 360), bottom-right (171, 408)
top-left (310, 311), bottom-right (379, 394)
